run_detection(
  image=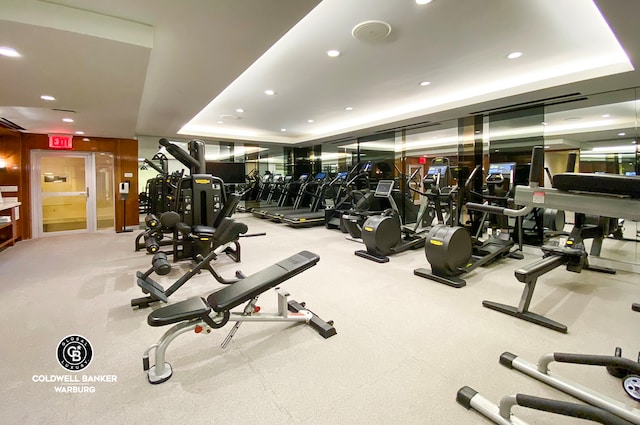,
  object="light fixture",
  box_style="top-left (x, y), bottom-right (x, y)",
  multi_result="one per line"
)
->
top-left (327, 49), bottom-right (340, 58)
top-left (592, 145), bottom-right (637, 152)
top-left (0, 47), bottom-right (20, 57)
top-left (264, 89), bottom-right (276, 96)
top-left (82, 138), bottom-right (90, 142)
top-left (0, 159), bottom-right (6, 171)
top-left (618, 132), bottom-right (626, 136)
top-left (280, 128), bottom-right (287, 132)
top-left (601, 114), bottom-right (611, 118)
top-left (75, 131), bottom-right (84, 135)
top-left (416, 0), bottom-right (433, 4)
top-left (62, 118), bottom-right (74, 123)
top-left (345, 106), bottom-right (353, 111)
top-left (507, 51), bottom-right (523, 59)
top-left (217, 121), bottom-right (224, 124)
top-left (632, 140), bottom-right (637, 144)
top-left (40, 95), bottom-right (55, 101)
top-left (235, 108), bottom-right (244, 113)
top-left (307, 119), bottom-right (314, 123)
